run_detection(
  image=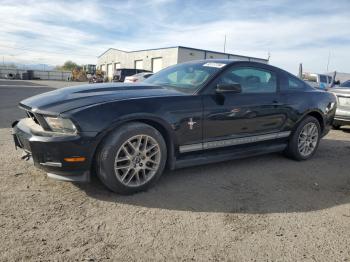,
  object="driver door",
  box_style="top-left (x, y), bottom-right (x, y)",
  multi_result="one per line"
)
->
top-left (202, 64), bottom-right (287, 144)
